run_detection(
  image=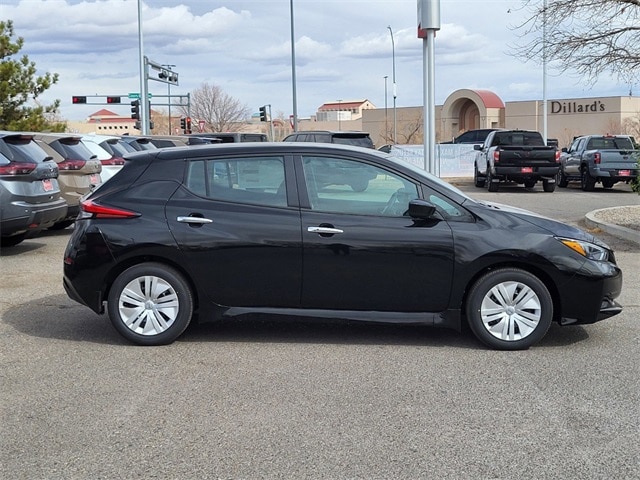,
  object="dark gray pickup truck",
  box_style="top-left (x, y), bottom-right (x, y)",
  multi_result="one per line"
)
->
top-left (558, 135), bottom-right (639, 191)
top-left (473, 130), bottom-right (560, 192)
